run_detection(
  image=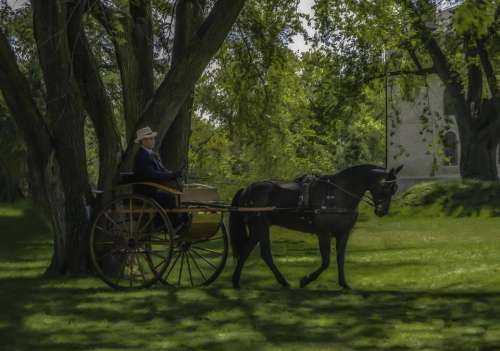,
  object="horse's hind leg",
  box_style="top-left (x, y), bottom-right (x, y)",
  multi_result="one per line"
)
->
top-left (300, 232), bottom-right (331, 288)
top-left (232, 227), bottom-right (259, 289)
top-left (336, 234), bottom-right (351, 290)
top-left (258, 225), bottom-right (290, 288)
